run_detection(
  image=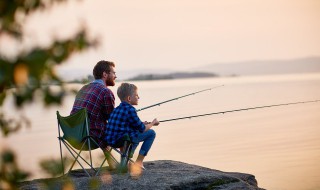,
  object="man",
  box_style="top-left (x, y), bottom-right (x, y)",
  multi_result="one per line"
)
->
top-left (71, 60), bottom-right (117, 168)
